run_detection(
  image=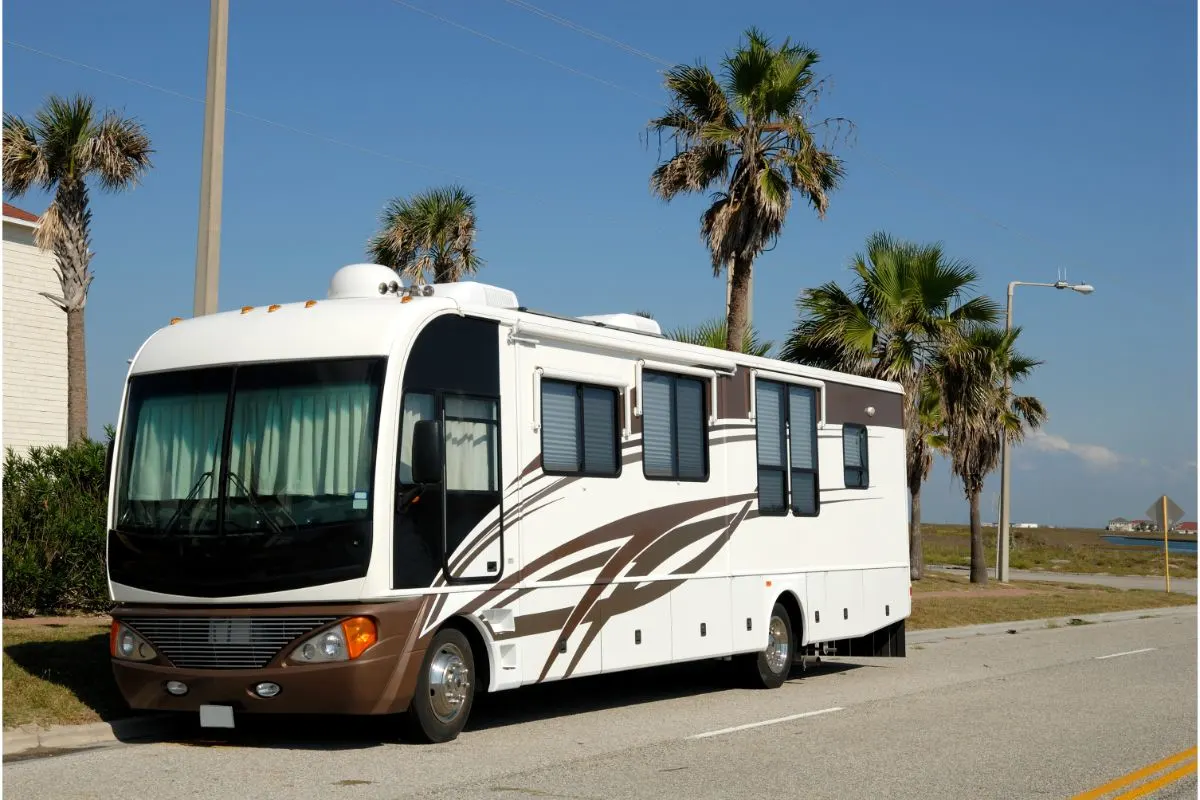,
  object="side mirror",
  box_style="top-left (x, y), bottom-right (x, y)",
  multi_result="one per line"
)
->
top-left (411, 420), bottom-right (443, 485)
